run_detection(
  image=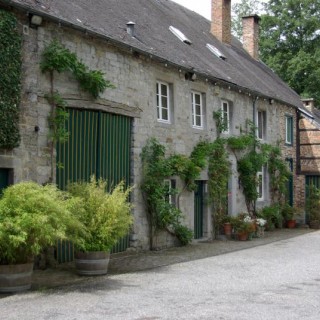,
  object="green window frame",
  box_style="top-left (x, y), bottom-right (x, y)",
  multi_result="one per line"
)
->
top-left (285, 115), bottom-right (293, 145)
